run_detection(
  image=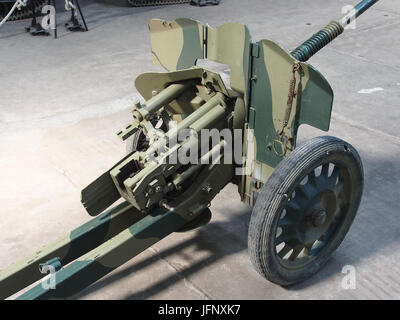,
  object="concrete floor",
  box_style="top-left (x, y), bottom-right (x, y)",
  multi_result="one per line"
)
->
top-left (0, 0), bottom-right (399, 300)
